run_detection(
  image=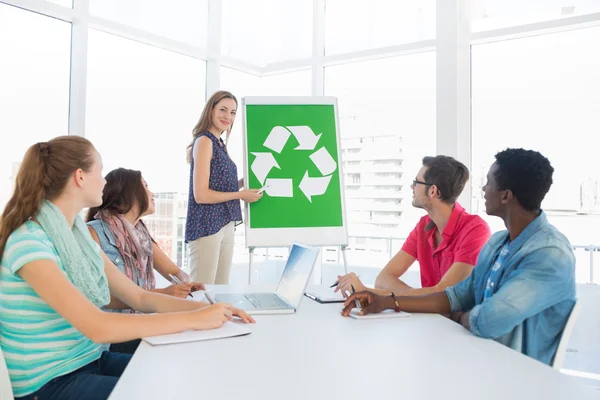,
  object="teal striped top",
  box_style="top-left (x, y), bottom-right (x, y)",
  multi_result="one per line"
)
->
top-left (0, 221), bottom-right (103, 397)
